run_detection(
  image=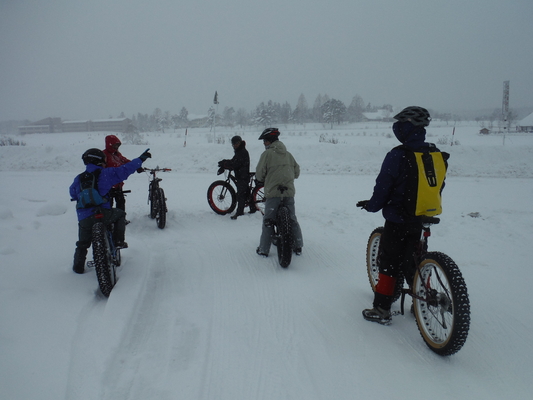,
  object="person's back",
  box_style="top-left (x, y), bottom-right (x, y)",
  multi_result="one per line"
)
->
top-left (70, 148), bottom-right (151, 274)
top-left (255, 128), bottom-right (303, 257)
top-left (256, 140), bottom-right (299, 198)
top-left (357, 106), bottom-right (439, 325)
